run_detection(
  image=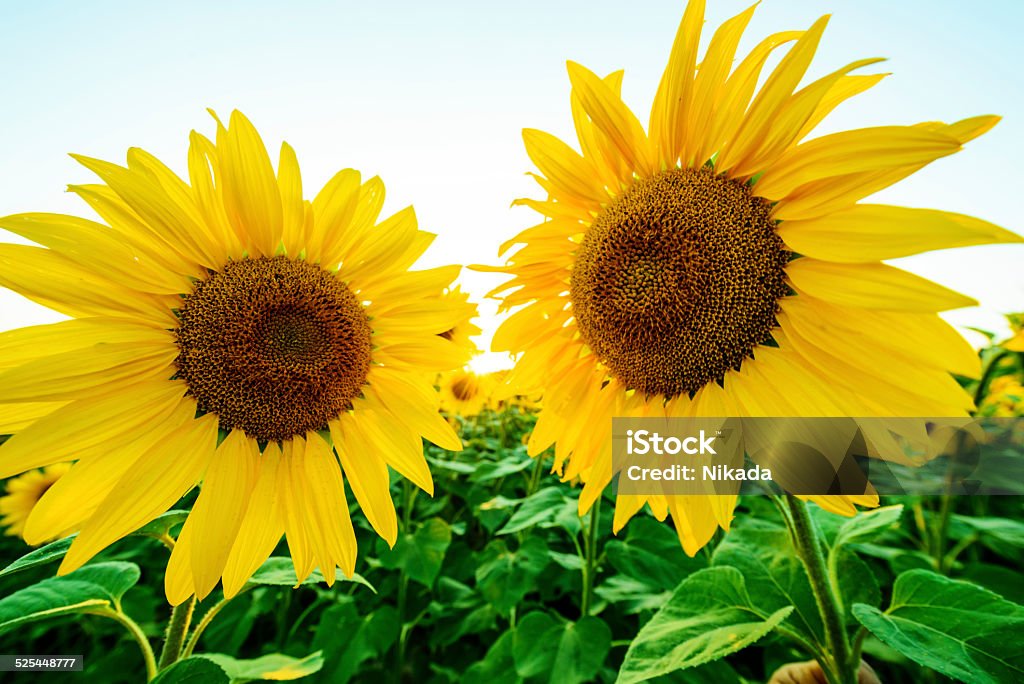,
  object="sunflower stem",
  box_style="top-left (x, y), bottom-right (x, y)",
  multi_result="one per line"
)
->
top-left (580, 497), bottom-right (601, 618)
top-left (91, 607), bottom-right (157, 681)
top-left (784, 496), bottom-right (854, 684)
top-left (158, 596), bottom-right (195, 670)
top-left (182, 591), bottom-right (245, 658)
top-left (931, 350), bottom-right (1009, 570)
